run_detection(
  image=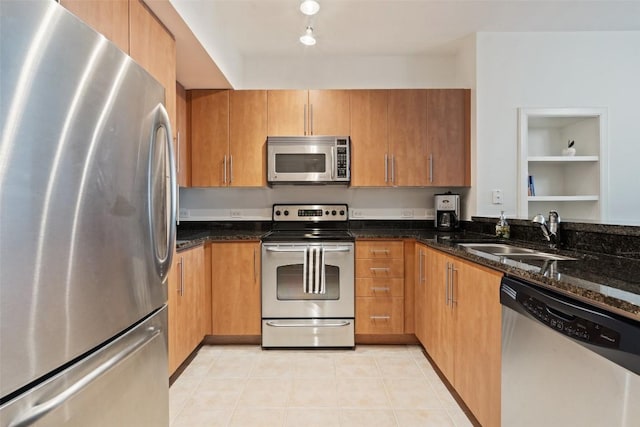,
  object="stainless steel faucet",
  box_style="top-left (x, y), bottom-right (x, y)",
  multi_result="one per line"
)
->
top-left (532, 211), bottom-right (561, 246)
